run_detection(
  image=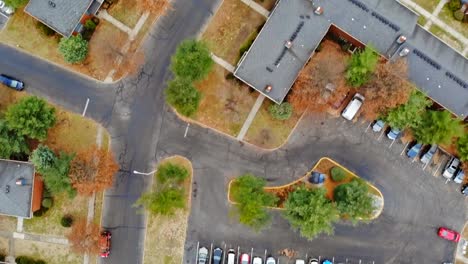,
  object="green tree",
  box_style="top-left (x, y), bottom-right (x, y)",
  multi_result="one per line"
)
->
top-left (30, 145), bottom-right (57, 174)
top-left (4, 0), bottom-right (28, 8)
top-left (283, 187), bottom-right (339, 240)
top-left (58, 35), bottom-right (89, 64)
top-left (41, 152), bottom-right (76, 198)
top-left (170, 39), bottom-right (213, 81)
top-left (413, 110), bottom-right (465, 145)
top-left (345, 45), bottom-right (379, 87)
top-left (165, 77), bottom-right (201, 117)
top-left (156, 162), bottom-right (189, 184)
top-left (5, 96), bottom-right (56, 141)
top-left (330, 167), bottom-right (347, 182)
top-left (0, 120), bottom-right (29, 159)
top-left (134, 187), bottom-right (185, 215)
top-left (268, 102), bottom-right (293, 120)
top-left (231, 174), bottom-right (278, 231)
top-left (384, 90), bottom-right (431, 130)
top-left (457, 135), bottom-right (468, 162)
top-left (334, 179), bottom-right (375, 223)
